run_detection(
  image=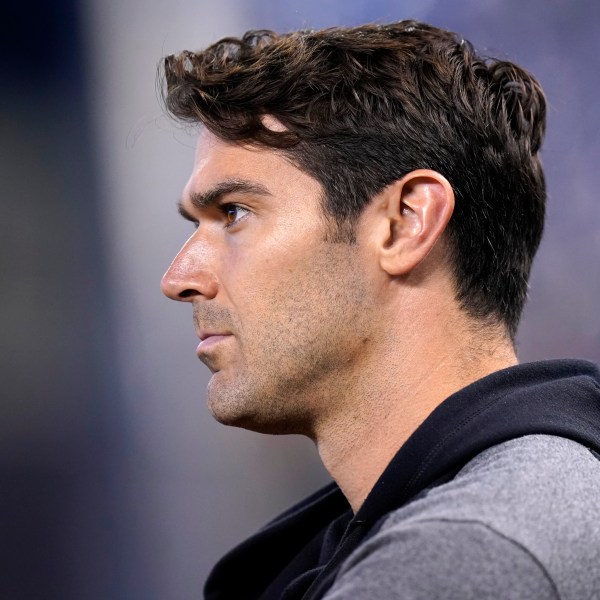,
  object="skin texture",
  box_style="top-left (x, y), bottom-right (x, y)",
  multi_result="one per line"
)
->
top-left (161, 129), bottom-right (518, 511)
